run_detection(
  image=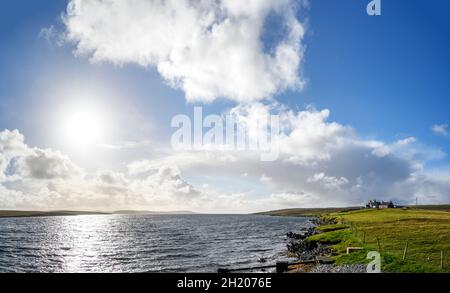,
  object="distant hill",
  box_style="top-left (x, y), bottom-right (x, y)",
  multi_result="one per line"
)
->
top-left (256, 204), bottom-right (450, 217)
top-left (408, 205), bottom-right (450, 212)
top-left (0, 210), bottom-right (198, 218)
top-left (0, 210), bottom-right (110, 218)
top-left (255, 207), bottom-right (363, 217)
top-left (113, 210), bottom-right (197, 215)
